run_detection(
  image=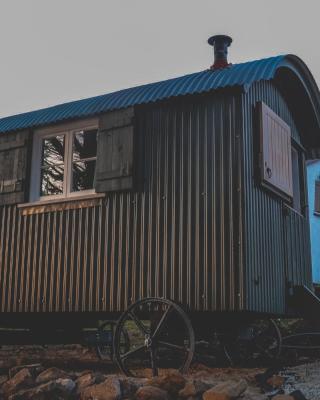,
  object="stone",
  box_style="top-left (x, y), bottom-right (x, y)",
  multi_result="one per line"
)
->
top-left (0, 375), bottom-right (8, 385)
top-left (202, 393), bottom-right (231, 400)
top-left (119, 377), bottom-right (147, 398)
top-left (9, 364), bottom-right (43, 379)
top-left (179, 381), bottom-right (197, 397)
top-left (8, 378), bottom-right (76, 400)
top-left (79, 377), bottom-right (121, 400)
top-left (179, 379), bottom-right (214, 398)
top-left (75, 371), bottom-right (107, 394)
top-left (290, 390), bottom-right (308, 400)
top-left (147, 370), bottom-right (186, 395)
top-left (203, 379), bottom-right (248, 400)
top-left (135, 385), bottom-right (168, 400)
top-left (75, 372), bottom-right (97, 394)
top-left (241, 389), bottom-right (268, 400)
top-left (35, 367), bottom-right (72, 384)
top-left (266, 375), bottom-right (285, 388)
top-left (2, 368), bottom-right (34, 396)
top-left (190, 371), bottom-right (217, 387)
top-left (272, 396), bottom-right (294, 400)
